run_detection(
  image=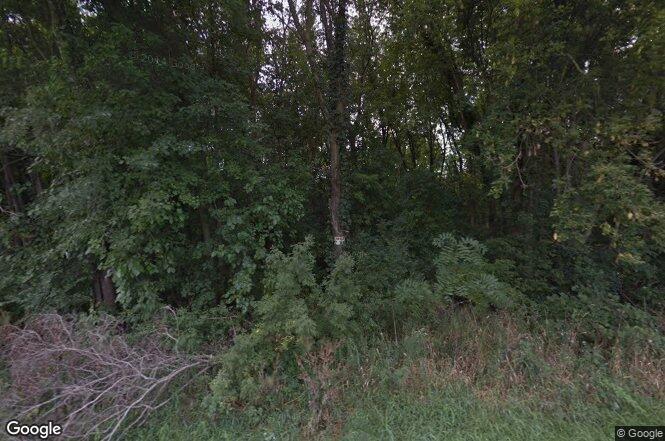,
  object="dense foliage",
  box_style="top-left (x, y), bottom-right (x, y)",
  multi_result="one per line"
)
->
top-left (0, 0), bottom-right (663, 434)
